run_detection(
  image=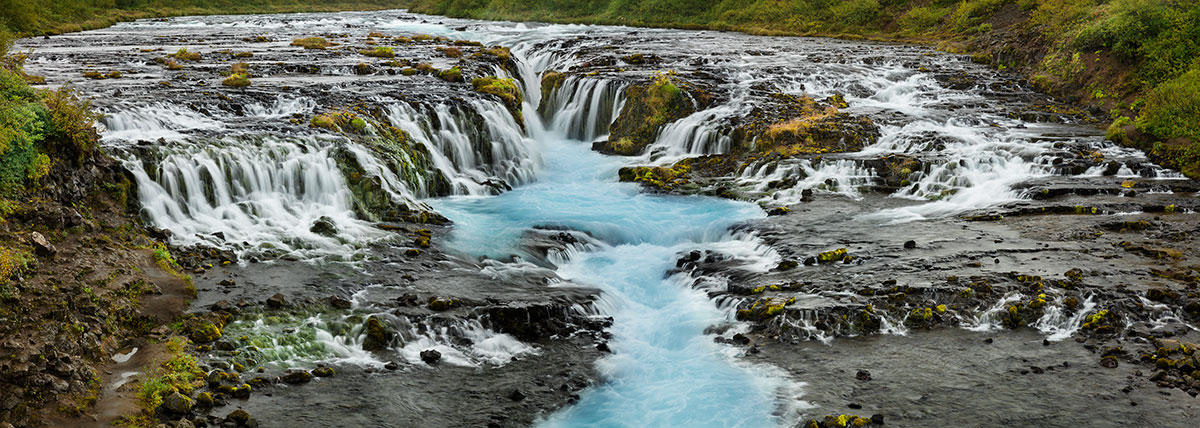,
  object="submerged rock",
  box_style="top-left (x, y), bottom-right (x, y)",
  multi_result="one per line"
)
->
top-left (420, 349), bottom-right (442, 364)
top-left (362, 316), bottom-right (393, 351)
top-left (282, 370), bottom-right (312, 384)
top-left (309, 216), bottom-right (338, 237)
